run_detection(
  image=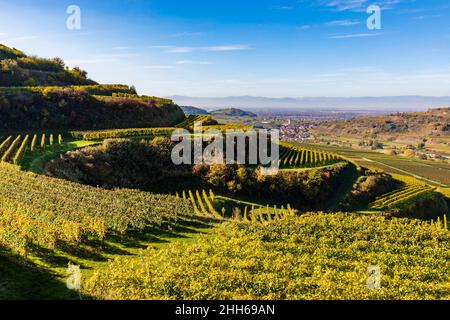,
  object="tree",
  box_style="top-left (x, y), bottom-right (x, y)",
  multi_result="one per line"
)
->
top-left (53, 57), bottom-right (65, 69)
top-left (71, 67), bottom-right (88, 79)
